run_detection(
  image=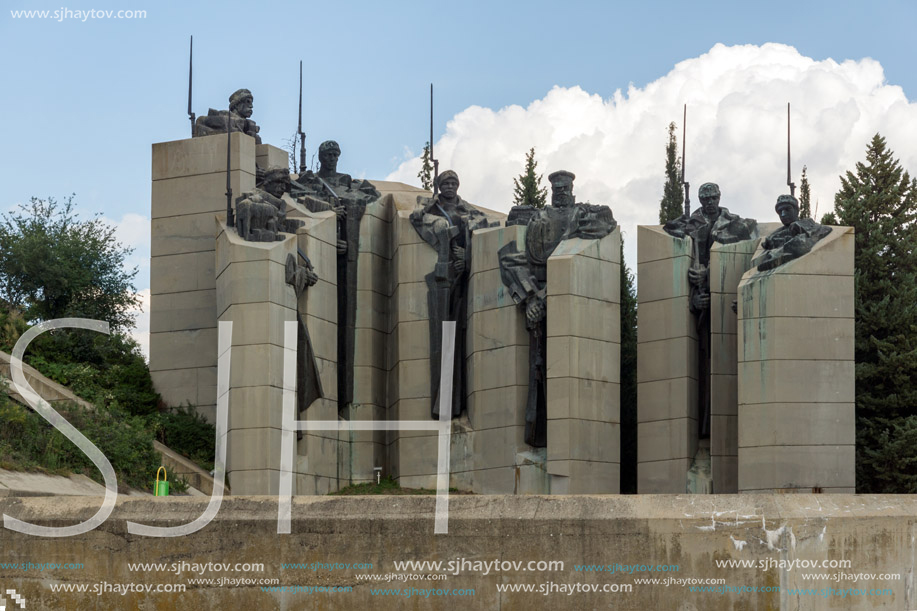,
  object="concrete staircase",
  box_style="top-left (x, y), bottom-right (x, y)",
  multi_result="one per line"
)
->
top-left (0, 350), bottom-right (216, 497)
